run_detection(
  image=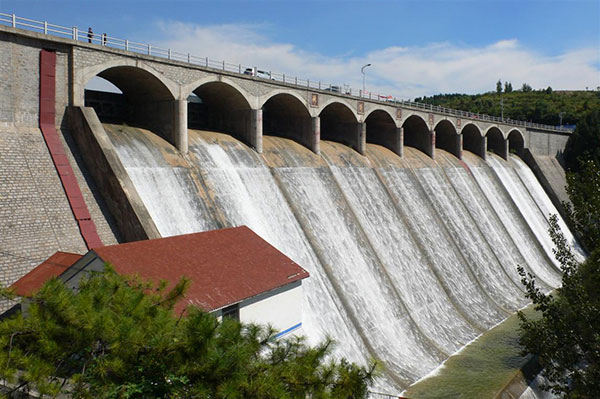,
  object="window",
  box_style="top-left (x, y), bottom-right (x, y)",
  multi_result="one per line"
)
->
top-left (221, 303), bottom-right (240, 321)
